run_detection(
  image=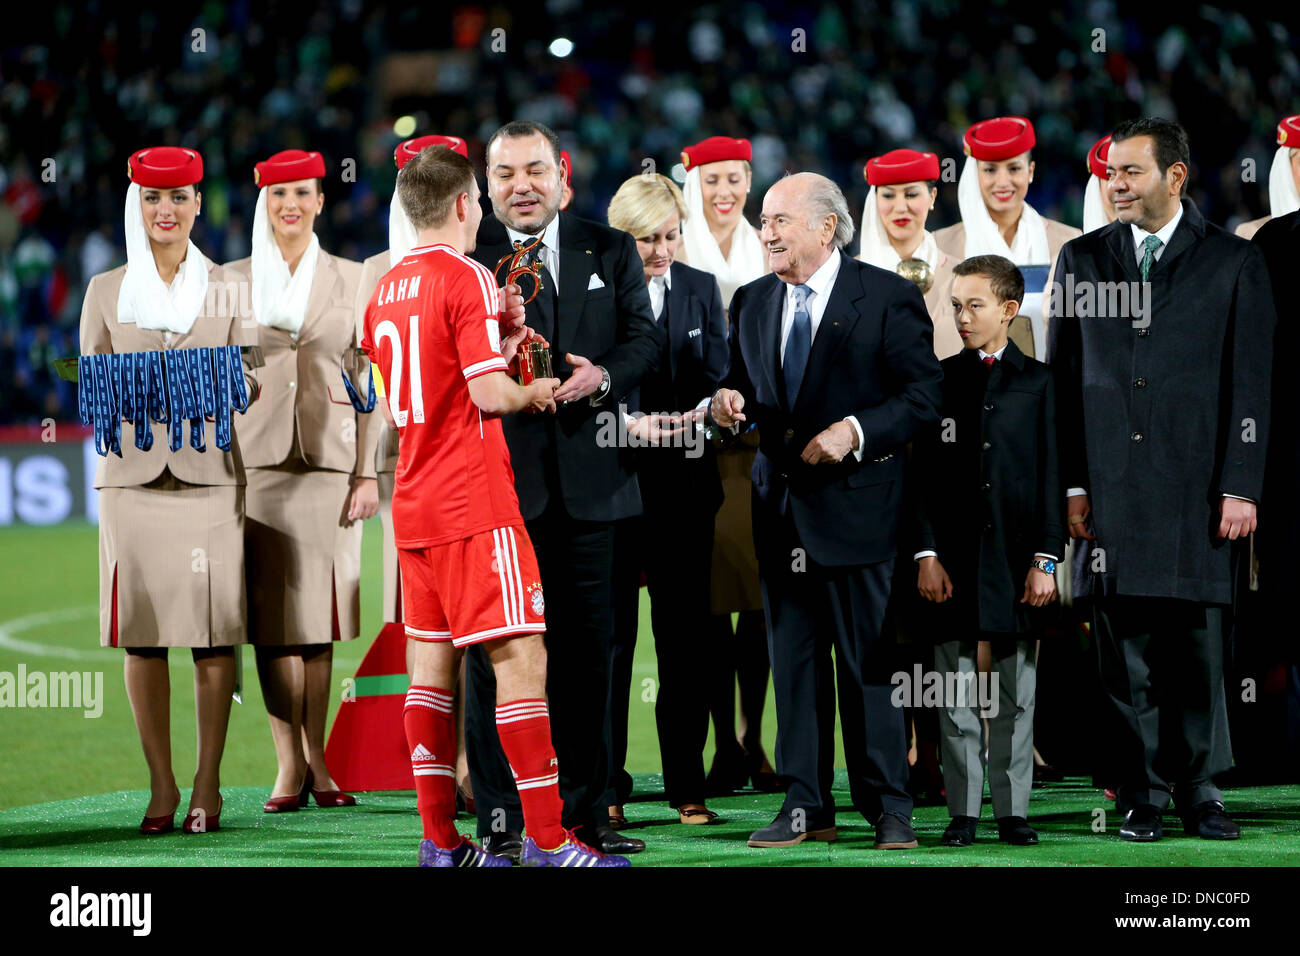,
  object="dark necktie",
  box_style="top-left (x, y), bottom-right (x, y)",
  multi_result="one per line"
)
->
top-left (784, 284), bottom-right (812, 407)
top-left (520, 236), bottom-right (557, 344)
top-left (983, 354), bottom-right (996, 369)
top-left (1139, 234), bottom-right (1162, 282)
